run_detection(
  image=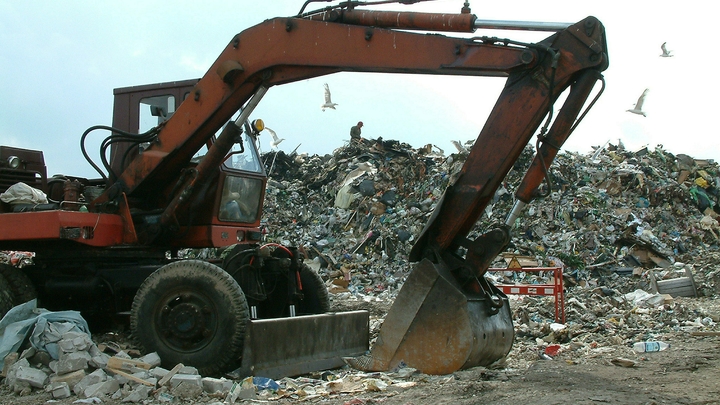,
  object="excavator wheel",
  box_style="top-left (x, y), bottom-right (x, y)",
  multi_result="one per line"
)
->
top-left (0, 263), bottom-right (38, 306)
top-left (295, 264), bottom-right (330, 315)
top-left (222, 244), bottom-right (330, 319)
top-left (130, 260), bottom-right (249, 376)
top-left (245, 263), bottom-right (330, 318)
